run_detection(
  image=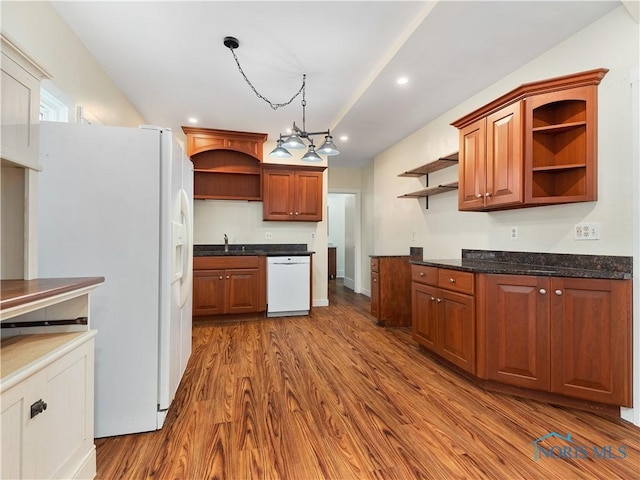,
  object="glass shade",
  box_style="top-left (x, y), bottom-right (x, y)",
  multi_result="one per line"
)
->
top-left (269, 139), bottom-right (292, 158)
top-left (282, 133), bottom-right (305, 149)
top-left (317, 135), bottom-right (340, 156)
top-left (301, 144), bottom-right (322, 162)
